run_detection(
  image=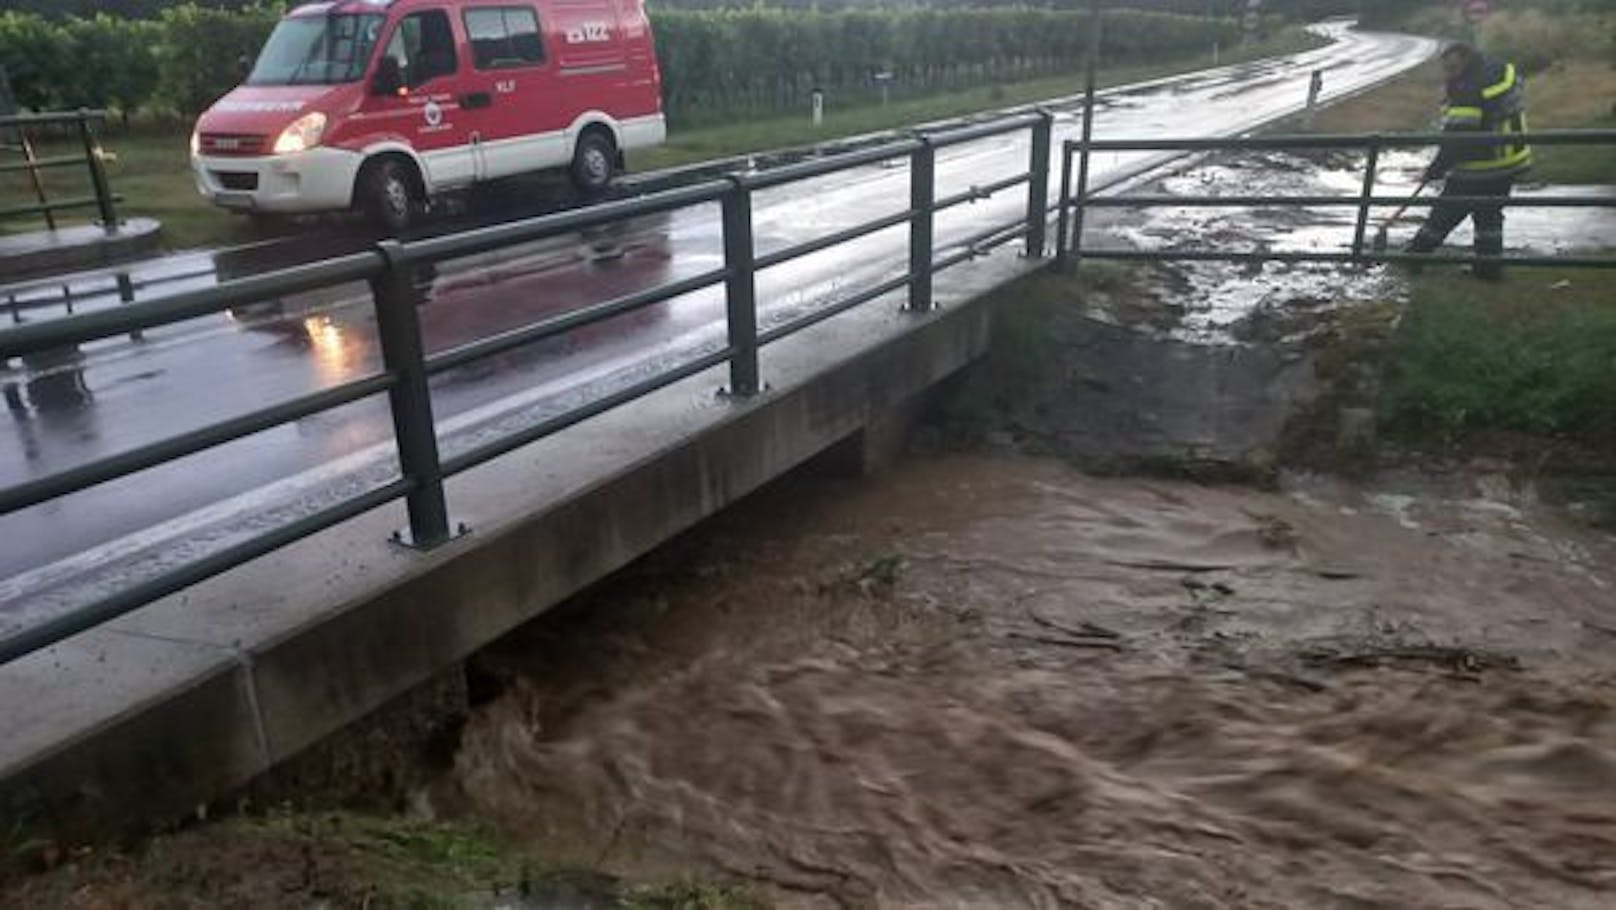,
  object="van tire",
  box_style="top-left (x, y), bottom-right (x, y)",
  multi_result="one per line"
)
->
top-left (570, 130), bottom-right (617, 198)
top-left (358, 158), bottom-right (416, 234)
